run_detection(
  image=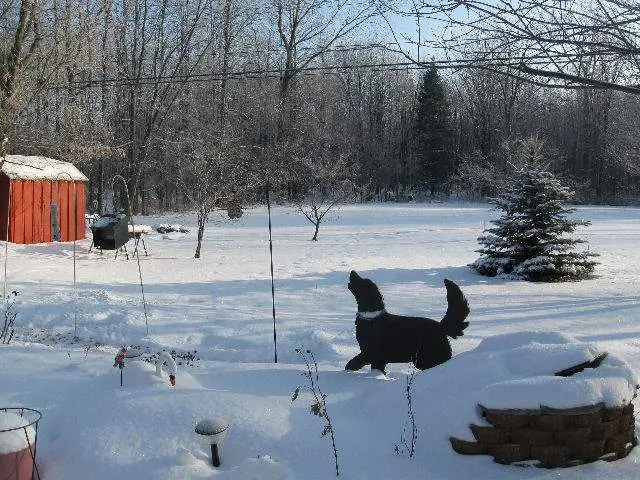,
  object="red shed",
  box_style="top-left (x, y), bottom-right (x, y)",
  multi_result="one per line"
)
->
top-left (0, 155), bottom-right (88, 244)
